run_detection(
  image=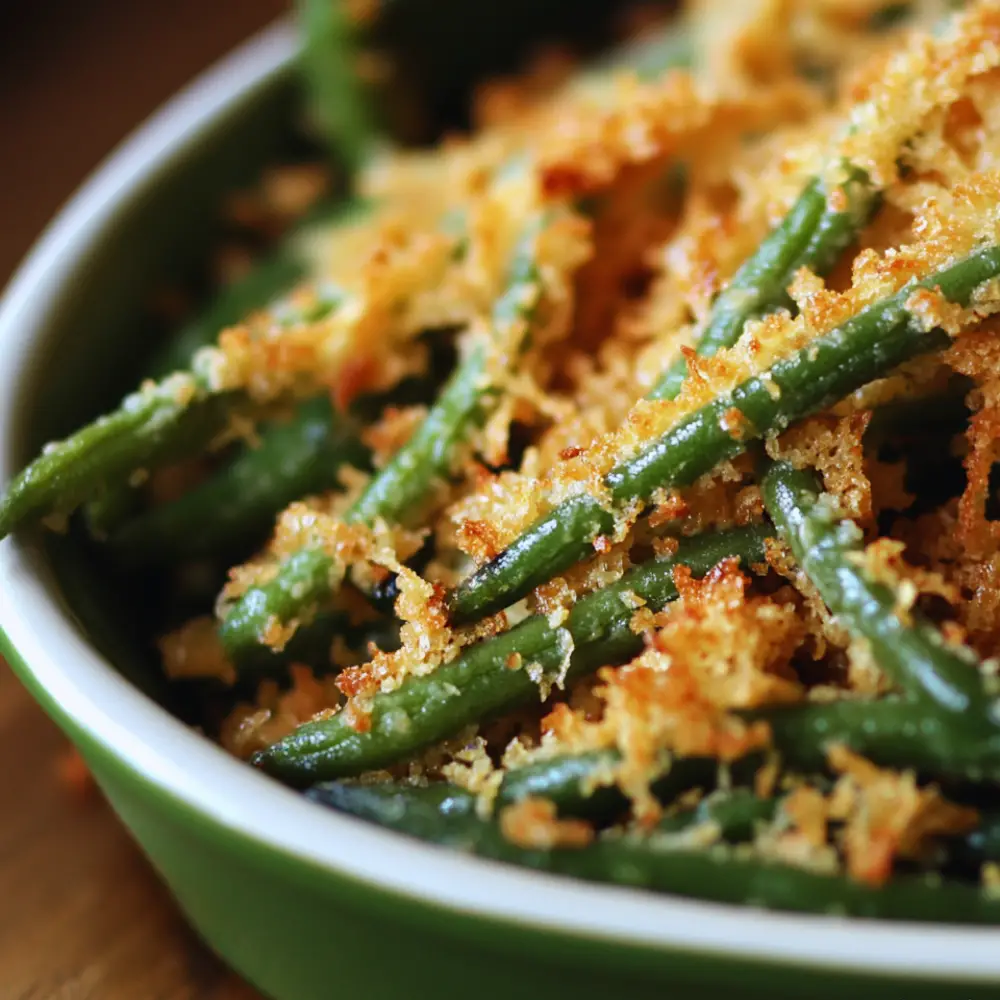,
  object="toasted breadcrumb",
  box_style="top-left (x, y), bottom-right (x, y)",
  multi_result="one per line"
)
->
top-left (827, 745), bottom-right (979, 886)
top-left (138, 3), bottom-right (1000, 893)
top-left (499, 797), bottom-right (595, 849)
